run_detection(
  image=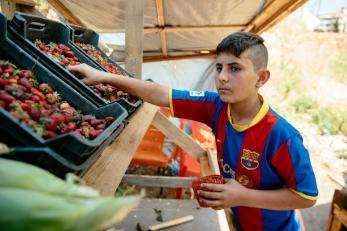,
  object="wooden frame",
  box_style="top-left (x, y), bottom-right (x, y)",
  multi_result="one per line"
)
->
top-left (328, 189), bottom-right (347, 231)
